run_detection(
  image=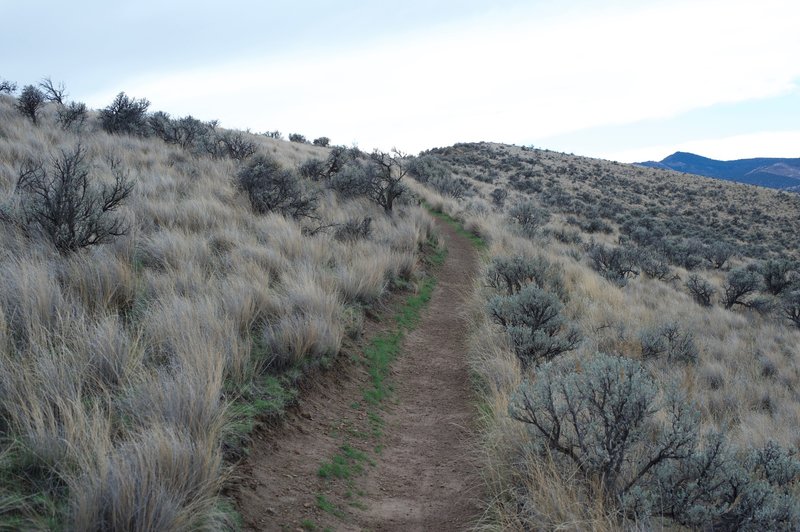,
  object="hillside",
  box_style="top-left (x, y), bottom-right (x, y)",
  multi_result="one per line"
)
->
top-left (408, 142), bottom-right (800, 530)
top-left (1, 78), bottom-right (799, 531)
top-left (0, 91), bottom-right (437, 529)
top-left (638, 151), bottom-right (800, 189)
top-left (420, 142), bottom-right (800, 260)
